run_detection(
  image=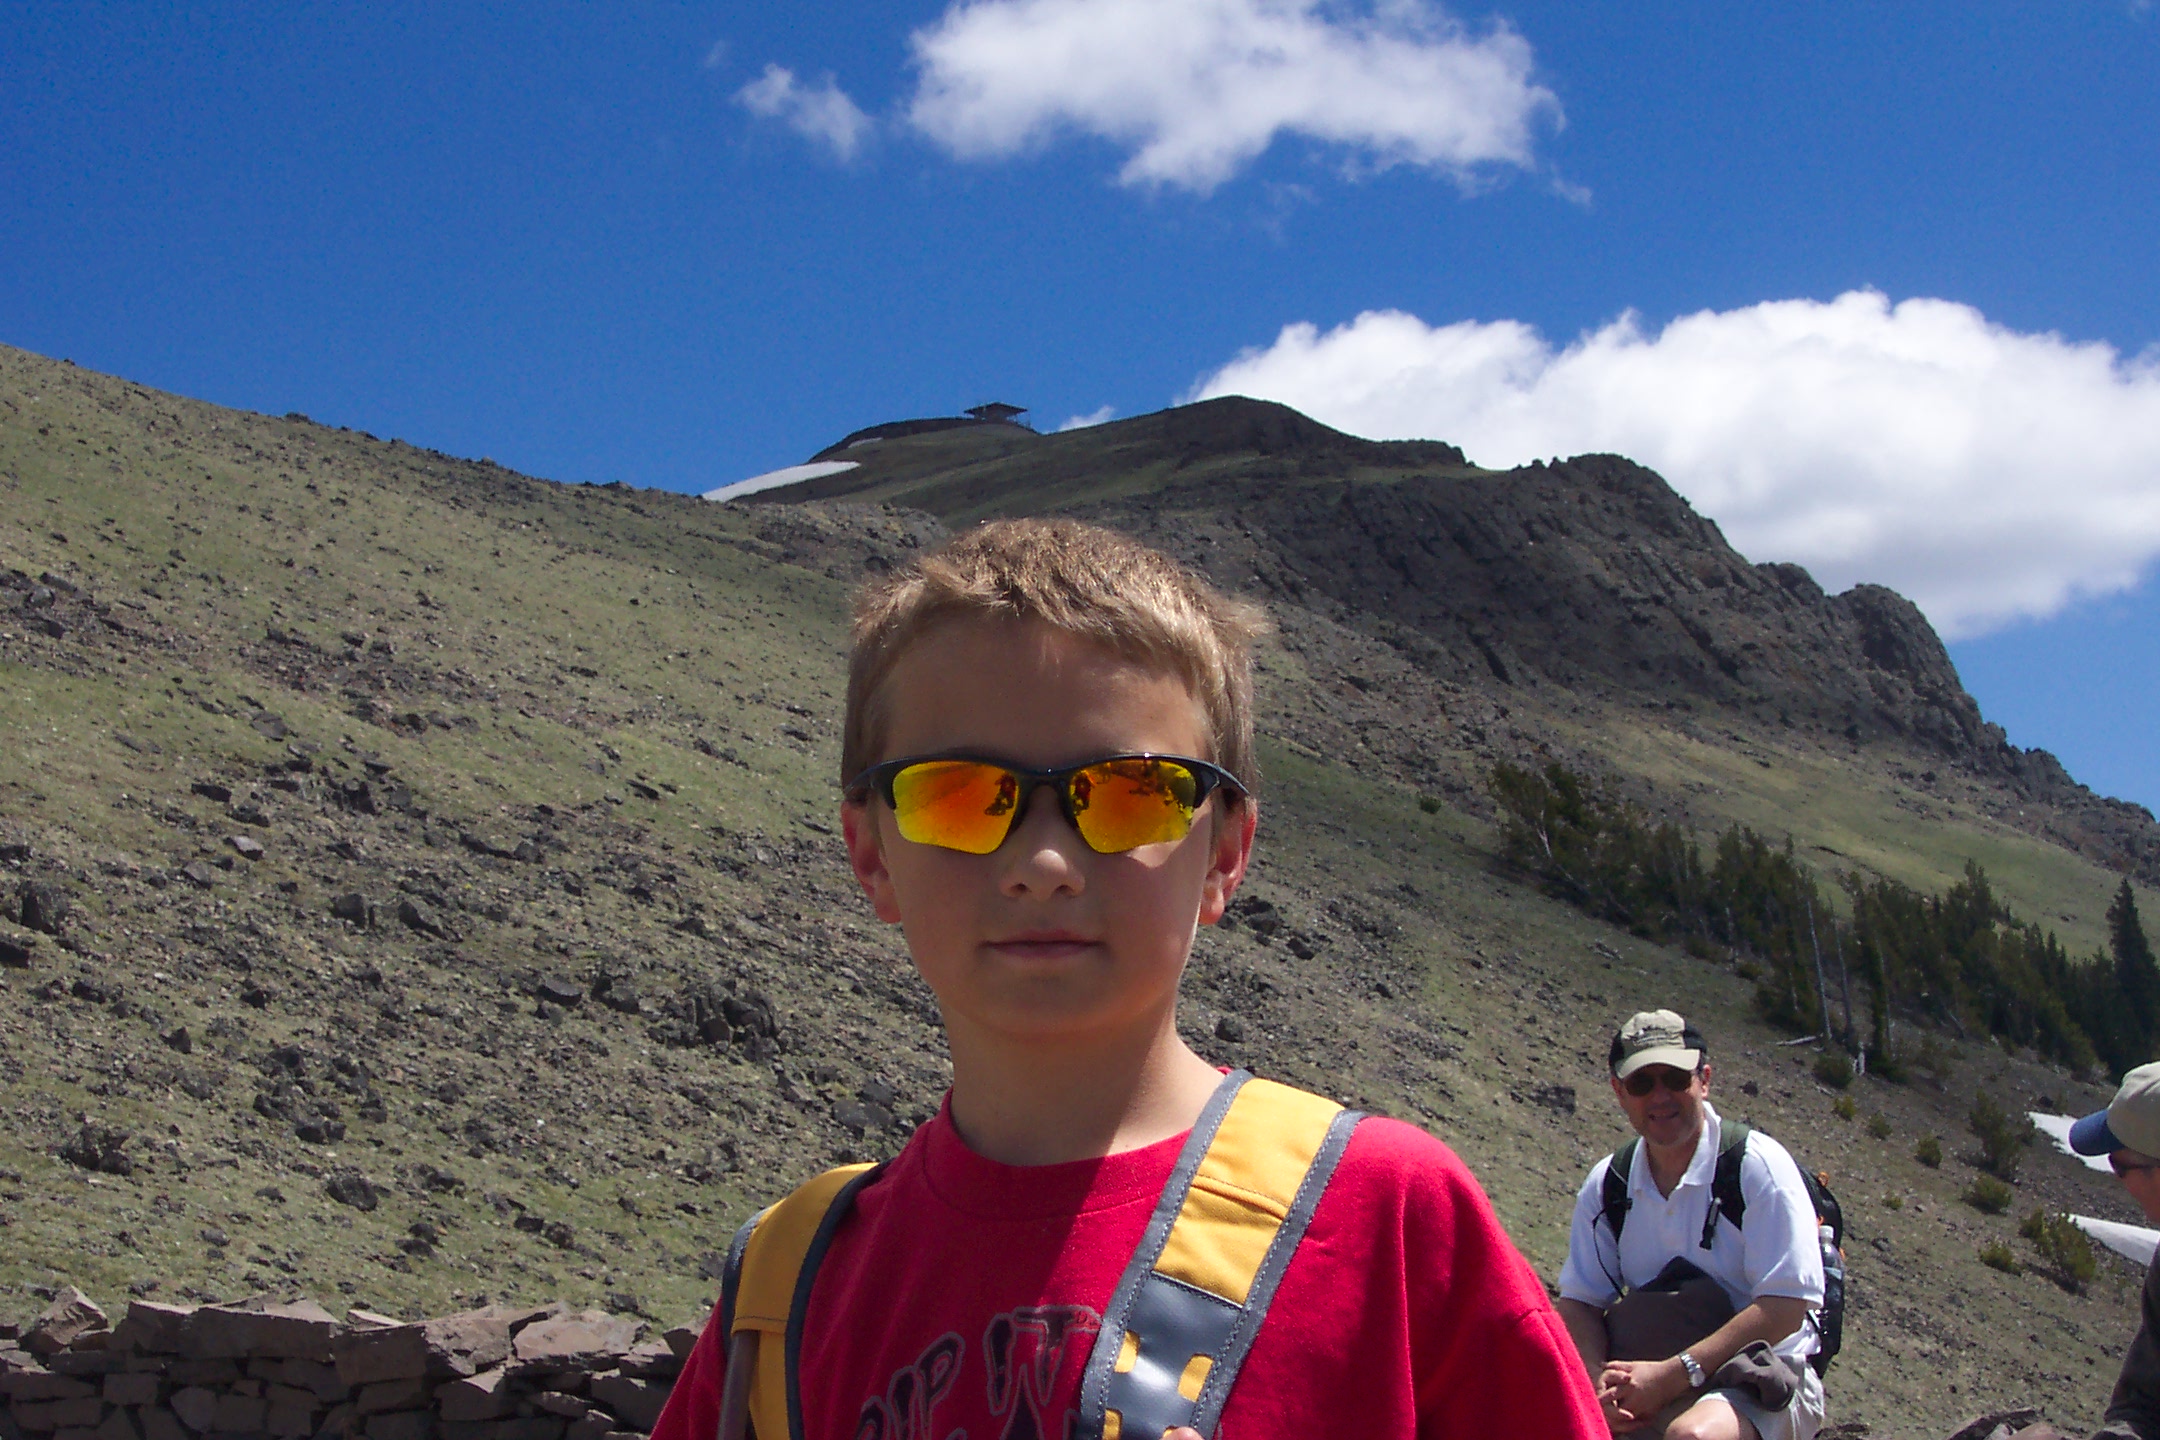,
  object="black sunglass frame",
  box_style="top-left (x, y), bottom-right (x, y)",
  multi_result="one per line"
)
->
top-left (844, 752), bottom-right (1247, 854)
top-left (1622, 1066), bottom-right (1702, 1097)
